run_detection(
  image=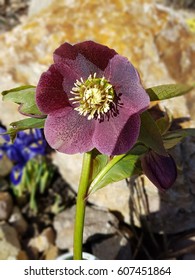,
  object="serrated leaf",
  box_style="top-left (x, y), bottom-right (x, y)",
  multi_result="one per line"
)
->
top-left (2, 85), bottom-right (45, 117)
top-left (5, 118), bottom-right (45, 142)
top-left (146, 84), bottom-right (193, 101)
top-left (88, 144), bottom-right (147, 195)
top-left (163, 128), bottom-right (195, 149)
top-left (139, 111), bottom-right (167, 155)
